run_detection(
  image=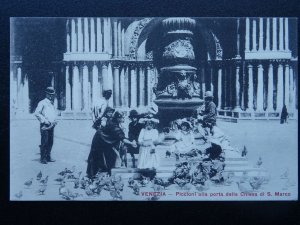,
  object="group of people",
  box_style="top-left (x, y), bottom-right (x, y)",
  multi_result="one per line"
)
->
top-left (34, 87), bottom-right (218, 180)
